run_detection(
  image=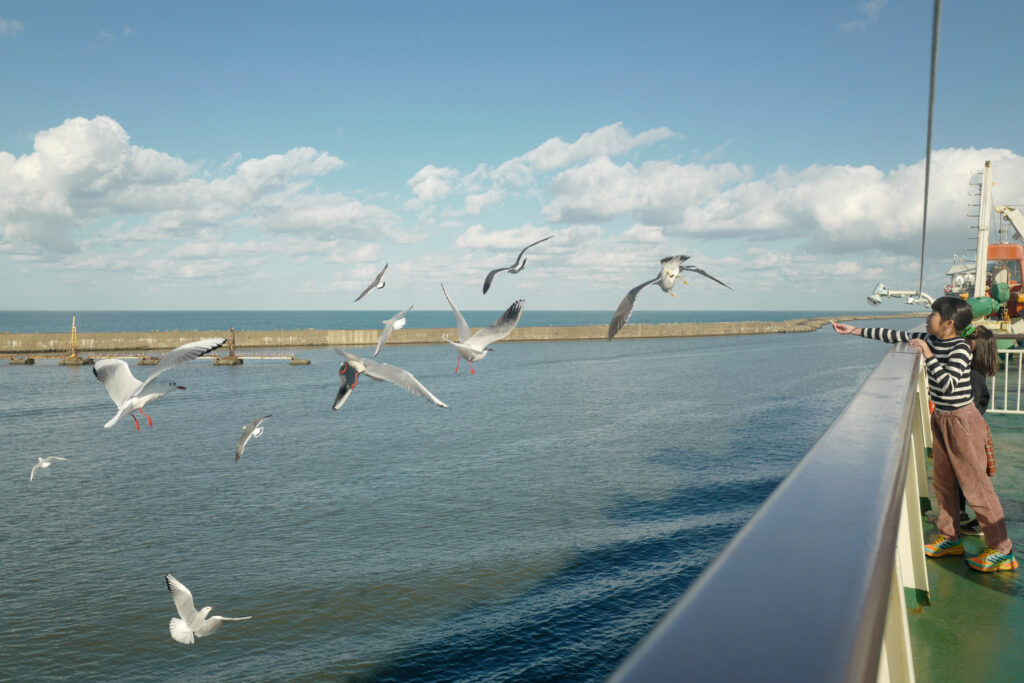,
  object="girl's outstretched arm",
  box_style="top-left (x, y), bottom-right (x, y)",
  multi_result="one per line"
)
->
top-left (832, 322), bottom-right (861, 335)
